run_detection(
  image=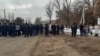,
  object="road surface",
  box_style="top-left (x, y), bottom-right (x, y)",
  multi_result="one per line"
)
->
top-left (0, 35), bottom-right (98, 56)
